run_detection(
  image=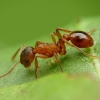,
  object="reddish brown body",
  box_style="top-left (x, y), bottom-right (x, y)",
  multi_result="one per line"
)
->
top-left (19, 39), bottom-right (66, 78)
top-left (63, 31), bottom-right (94, 48)
top-left (0, 28), bottom-right (99, 79)
top-left (20, 42), bottom-right (64, 69)
top-left (33, 43), bottom-right (62, 57)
